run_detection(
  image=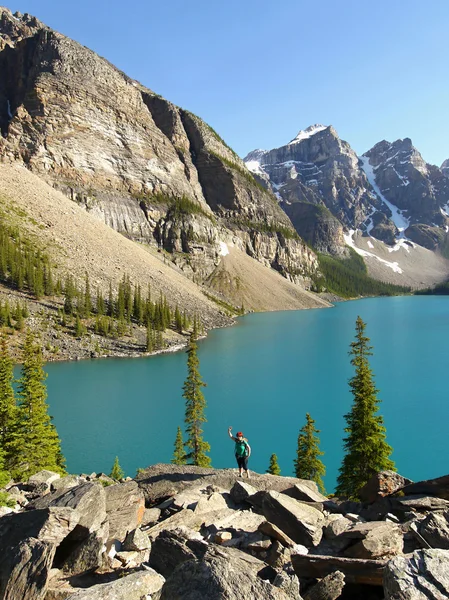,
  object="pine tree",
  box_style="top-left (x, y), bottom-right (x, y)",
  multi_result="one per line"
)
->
top-left (183, 332), bottom-right (211, 467)
top-left (12, 330), bottom-right (66, 479)
top-left (294, 413), bottom-right (326, 494)
top-left (335, 316), bottom-right (395, 499)
top-left (0, 335), bottom-right (19, 468)
top-left (267, 453), bottom-right (281, 475)
top-left (109, 456), bottom-right (124, 480)
top-left (171, 426), bottom-right (187, 465)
